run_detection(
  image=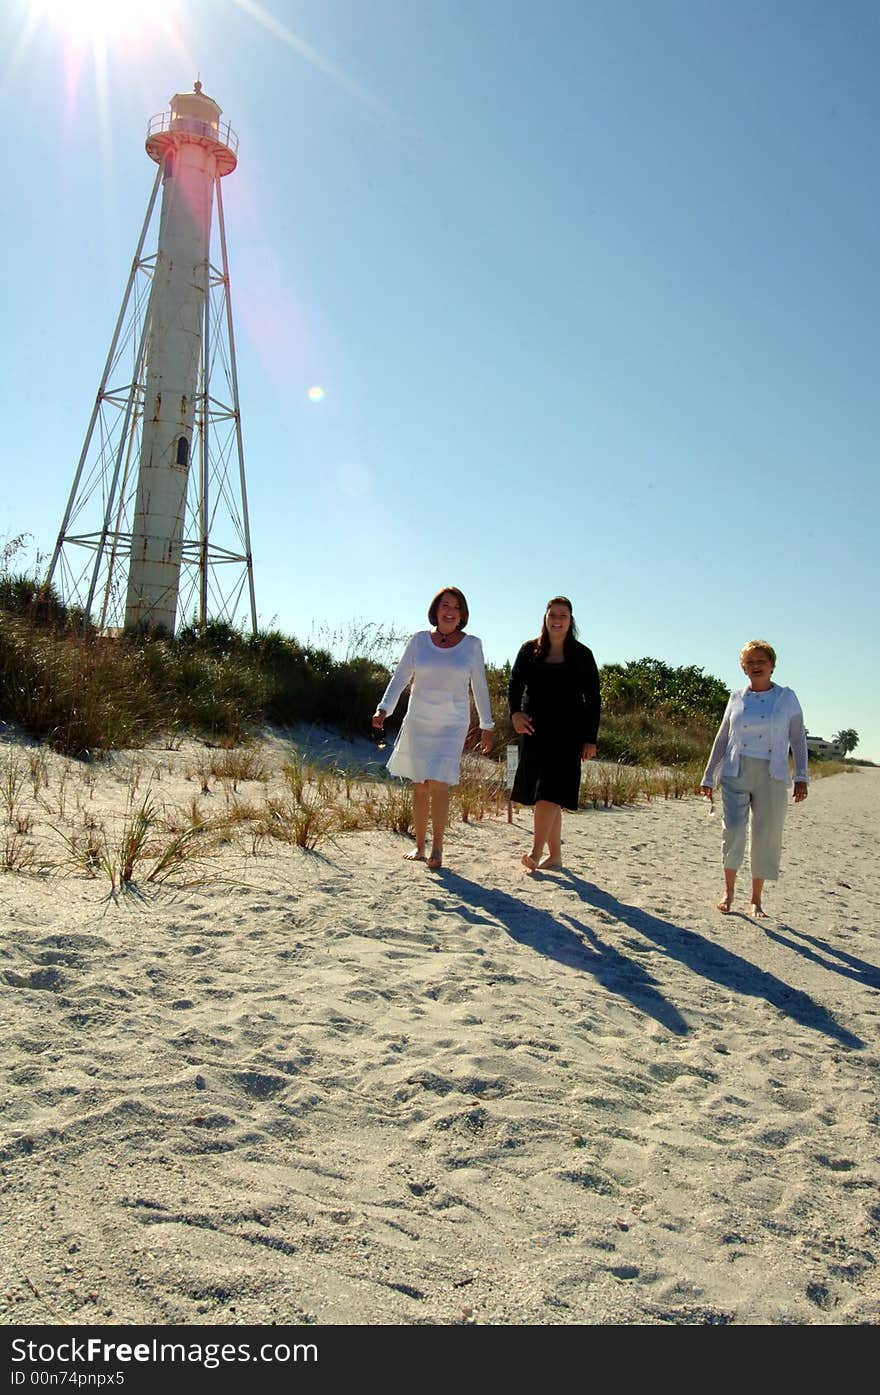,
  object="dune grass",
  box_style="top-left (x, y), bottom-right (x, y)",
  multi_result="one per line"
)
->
top-left (0, 727), bottom-right (862, 888)
top-left (808, 759), bottom-right (859, 780)
top-left (0, 611), bottom-right (386, 756)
